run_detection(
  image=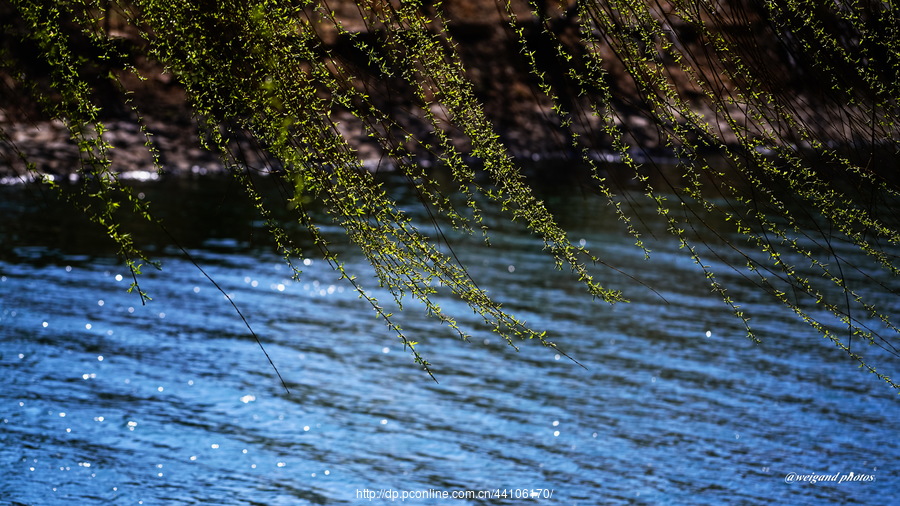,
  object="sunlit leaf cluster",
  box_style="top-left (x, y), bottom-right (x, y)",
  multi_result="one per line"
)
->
top-left (2, 0), bottom-right (898, 388)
